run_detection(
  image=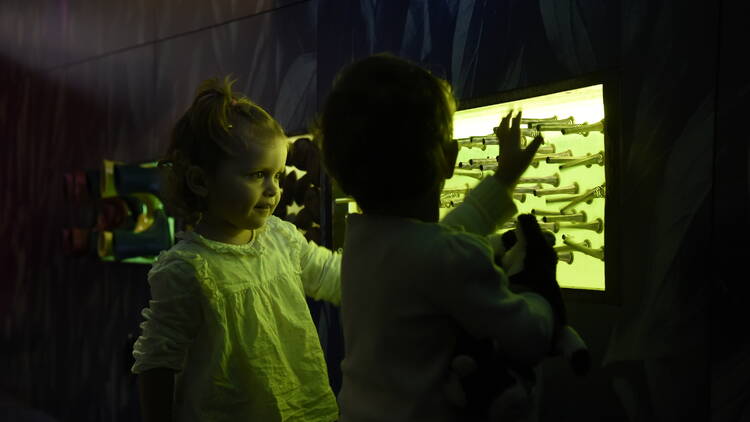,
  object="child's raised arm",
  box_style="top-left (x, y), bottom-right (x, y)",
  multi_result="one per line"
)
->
top-left (440, 174), bottom-right (517, 236)
top-left (442, 111), bottom-right (542, 236)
